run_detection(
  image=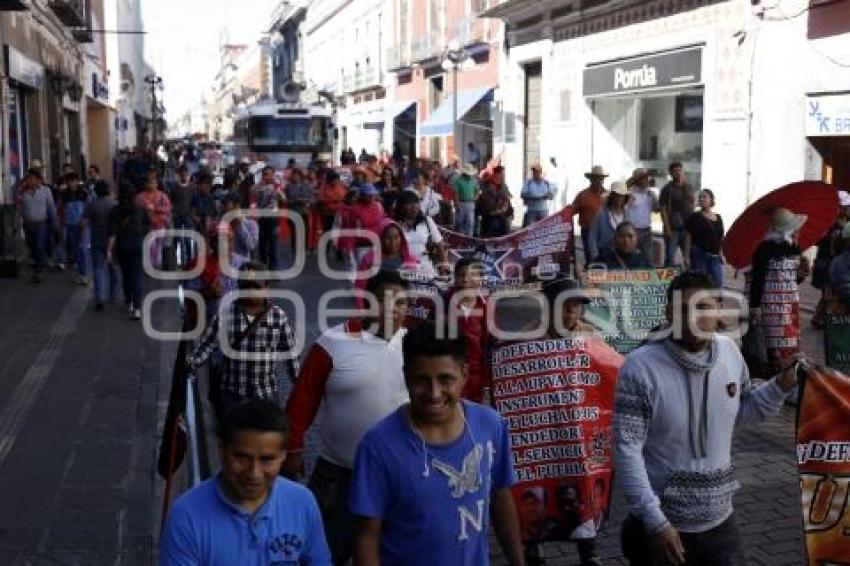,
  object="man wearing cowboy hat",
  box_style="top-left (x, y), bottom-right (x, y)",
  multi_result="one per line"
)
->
top-left (573, 166), bottom-right (610, 266)
top-left (451, 163), bottom-right (480, 236)
top-left (521, 163), bottom-right (556, 227)
top-left (626, 168), bottom-right (659, 263)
